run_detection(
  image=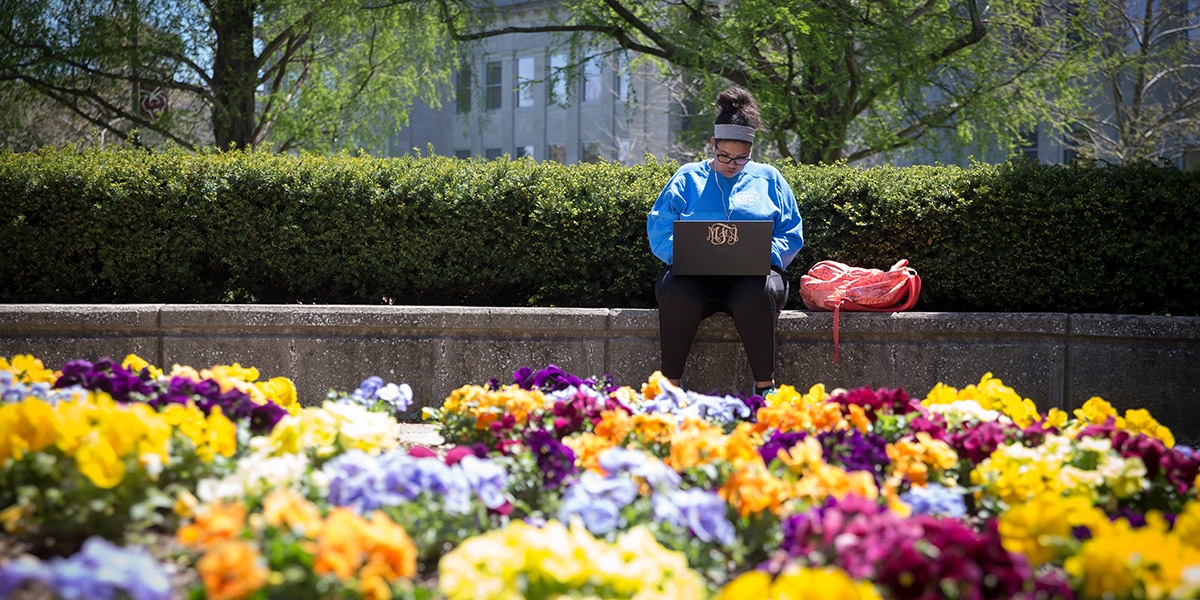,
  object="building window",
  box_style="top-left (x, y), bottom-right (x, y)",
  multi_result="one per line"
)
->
top-left (1183, 146), bottom-right (1200, 171)
top-left (485, 148), bottom-right (503, 160)
top-left (617, 139), bottom-right (633, 165)
top-left (582, 141), bottom-right (603, 163)
top-left (548, 144), bottom-right (566, 163)
top-left (583, 57), bottom-right (603, 103)
top-left (517, 57), bottom-right (535, 108)
top-left (454, 149), bottom-right (471, 159)
top-left (1018, 128), bottom-right (1038, 161)
top-left (486, 61), bottom-right (503, 110)
top-left (548, 54), bottom-right (568, 107)
top-left (617, 59), bottom-right (630, 101)
top-left (1062, 125), bottom-right (1086, 163)
top-left (455, 66), bottom-right (471, 114)
top-left (516, 145), bottom-right (535, 159)
top-left (1191, 0), bottom-right (1200, 44)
